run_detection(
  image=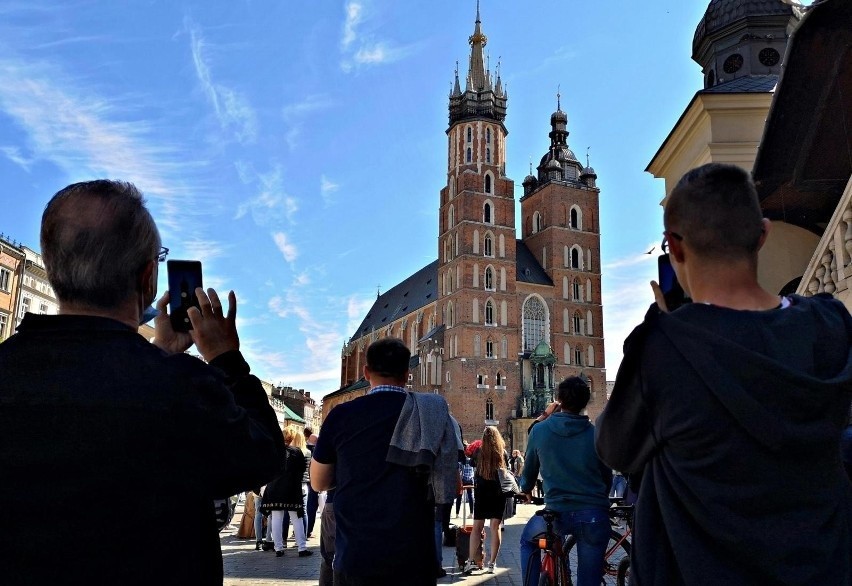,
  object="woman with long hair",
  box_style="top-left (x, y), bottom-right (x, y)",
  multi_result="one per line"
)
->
top-left (462, 426), bottom-right (508, 575)
top-left (260, 427), bottom-right (313, 558)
